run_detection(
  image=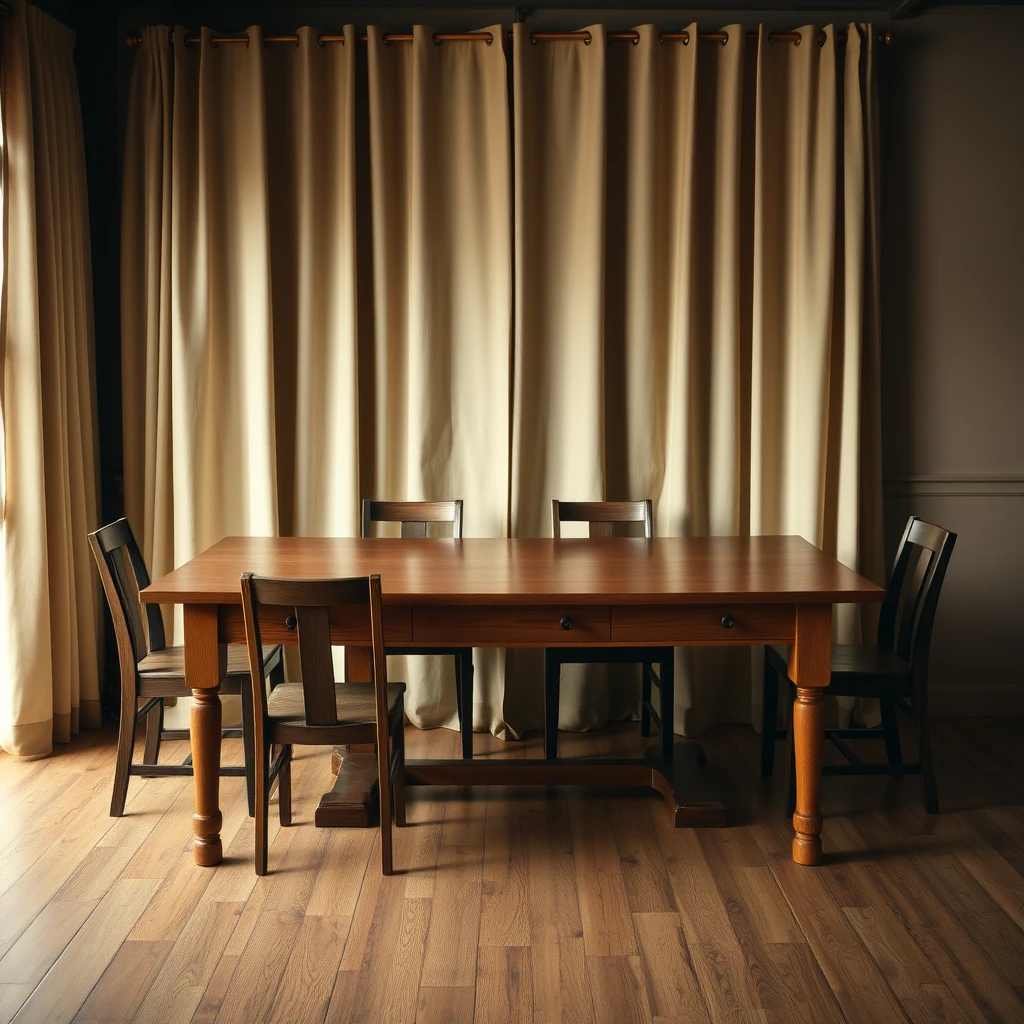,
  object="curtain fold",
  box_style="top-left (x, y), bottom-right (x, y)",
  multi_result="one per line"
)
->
top-left (122, 25), bottom-right (280, 595)
top-left (1, 1), bottom-right (101, 757)
top-left (120, 21), bottom-right (883, 743)
top-left (264, 25), bottom-right (359, 543)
